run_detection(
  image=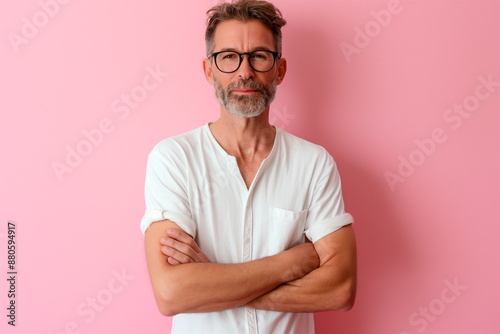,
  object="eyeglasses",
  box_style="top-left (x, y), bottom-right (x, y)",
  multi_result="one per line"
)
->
top-left (209, 50), bottom-right (280, 73)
